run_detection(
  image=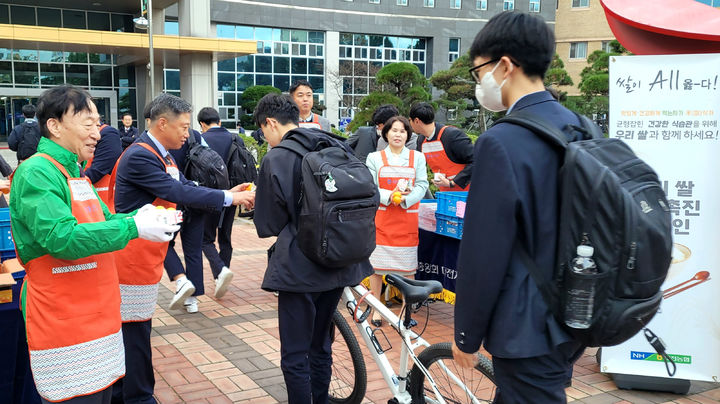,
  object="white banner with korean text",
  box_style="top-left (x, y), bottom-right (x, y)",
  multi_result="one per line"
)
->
top-left (603, 54), bottom-right (720, 382)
